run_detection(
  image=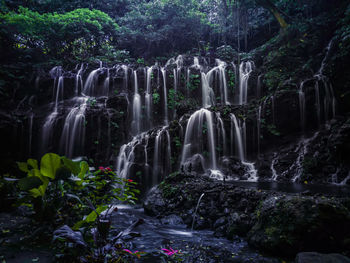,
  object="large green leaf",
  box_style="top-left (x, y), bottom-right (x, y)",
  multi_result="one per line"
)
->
top-left (17, 162), bottom-right (28, 173)
top-left (18, 176), bottom-right (43, 191)
top-left (61, 157), bottom-right (80, 175)
top-left (85, 205), bottom-right (108, 223)
top-left (27, 159), bottom-right (38, 170)
top-left (78, 161), bottom-right (89, 179)
top-left (40, 153), bottom-right (61, 179)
